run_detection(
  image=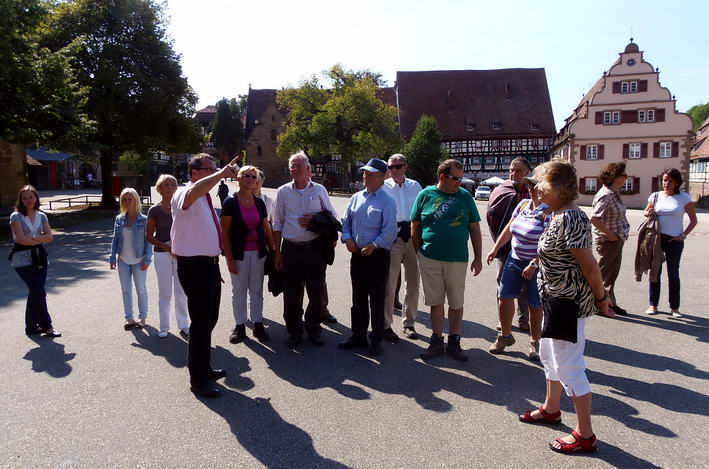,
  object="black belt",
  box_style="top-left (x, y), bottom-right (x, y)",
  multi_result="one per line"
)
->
top-left (283, 238), bottom-right (319, 247)
top-left (177, 255), bottom-right (220, 264)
